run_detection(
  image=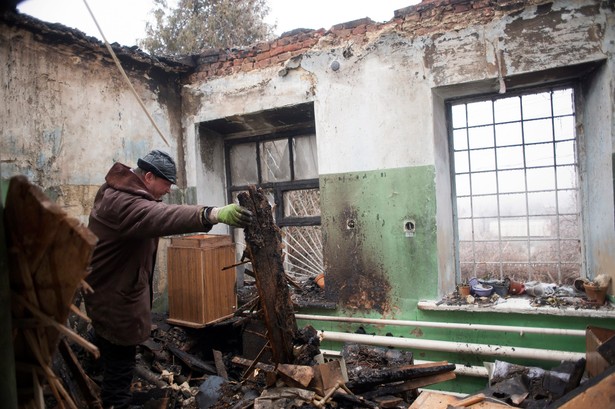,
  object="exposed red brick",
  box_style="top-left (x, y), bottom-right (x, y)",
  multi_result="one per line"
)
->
top-left (472, 0), bottom-right (491, 9)
top-left (255, 50), bottom-right (271, 61)
top-left (255, 58), bottom-right (272, 69)
top-left (269, 46), bottom-right (287, 57)
top-left (188, 0), bottom-right (550, 80)
top-left (301, 38), bottom-right (318, 48)
top-left (274, 51), bottom-right (292, 62)
top-left (255, 42), bottom-right (270, 52)
top-left (282, 42), bottom-right (305, 53)
top-left (331, 28), bottom-right (352, 37)
top-left (351, 25), bottom-right (367, 35)
top-left (276, 37), bottom-right (291, 46)
top-left (403, 12), bottom-right (421, 22)
top-left (453, 3), bottom-right (472, 12)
